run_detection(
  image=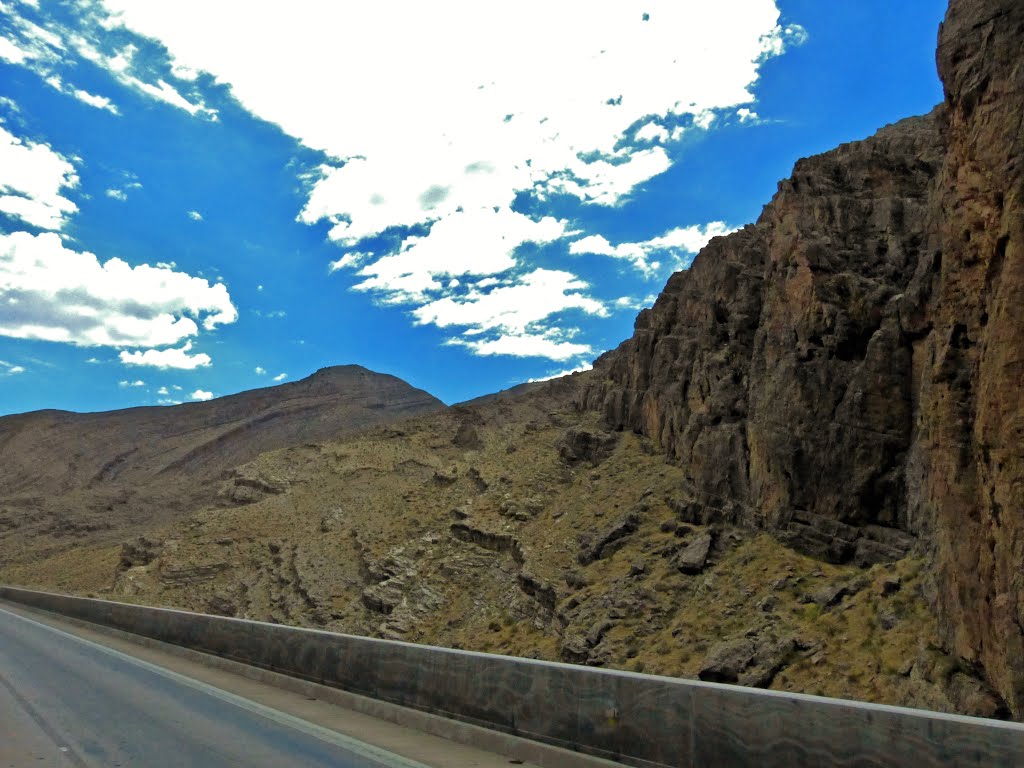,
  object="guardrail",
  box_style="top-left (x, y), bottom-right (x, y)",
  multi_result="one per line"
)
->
top-left (2, 585), bottom-right (1022, 767)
